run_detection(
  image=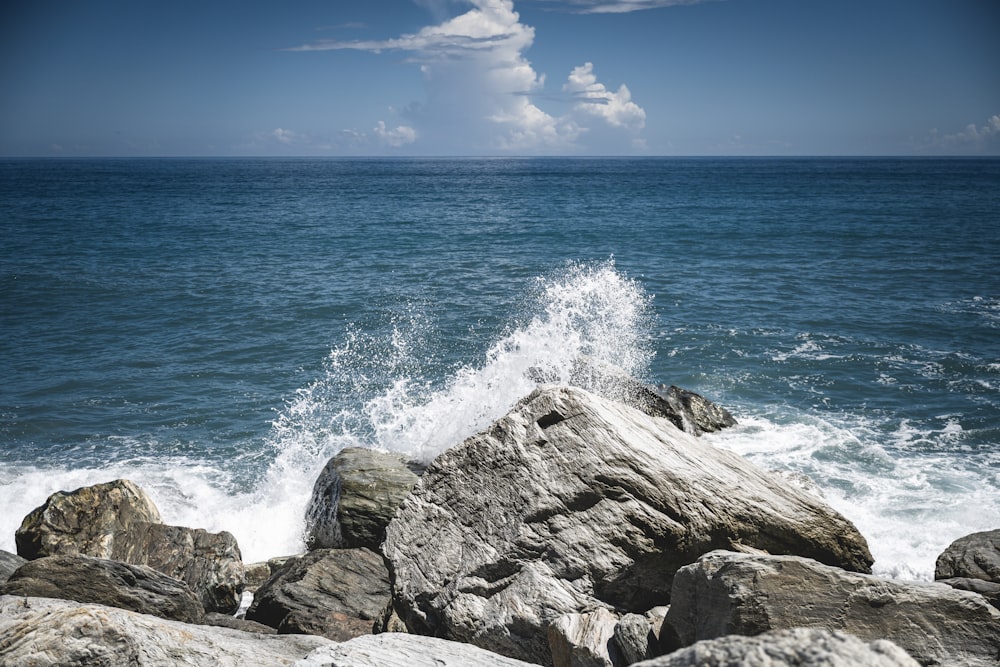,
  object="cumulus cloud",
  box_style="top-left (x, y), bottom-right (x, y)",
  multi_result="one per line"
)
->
top-left (564, 62), bottom-right (645, 130)
top-left (924, 114), bottom-right (1000, 155)
top-left (374, 121), bottom-right (418, 147)
top-left (290, 0), bottom-right (646, 154)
